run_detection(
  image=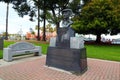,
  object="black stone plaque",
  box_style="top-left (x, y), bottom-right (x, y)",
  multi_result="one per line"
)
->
top-left (46, 47), bottom-right (87, 74)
